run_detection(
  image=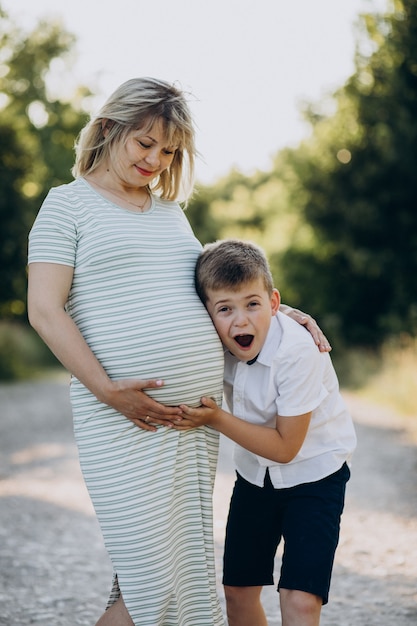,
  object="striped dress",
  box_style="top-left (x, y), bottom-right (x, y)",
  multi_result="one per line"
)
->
top-left (28, 178), bottom-right (226, 625)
